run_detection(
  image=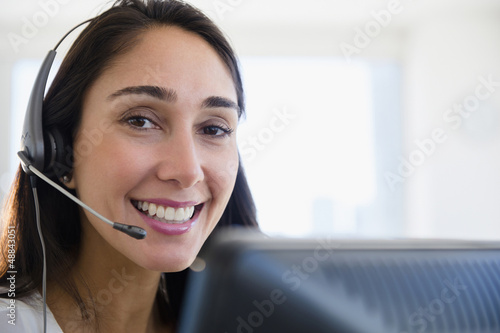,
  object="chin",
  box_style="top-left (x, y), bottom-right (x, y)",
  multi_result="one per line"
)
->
top-left (137, 250), bottom-right (199, 273)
